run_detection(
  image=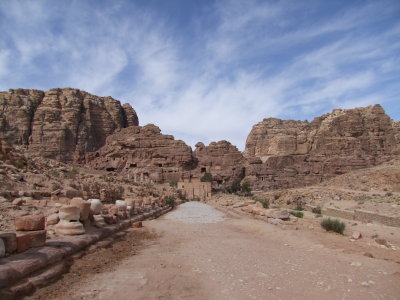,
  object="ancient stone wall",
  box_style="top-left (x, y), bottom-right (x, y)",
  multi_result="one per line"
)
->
top-left (354, 210), bottom-right (400, 228)
top-left (177, 179), bottom-right (212, 201)
top-left (309, 206), bottom-right (400, 228)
